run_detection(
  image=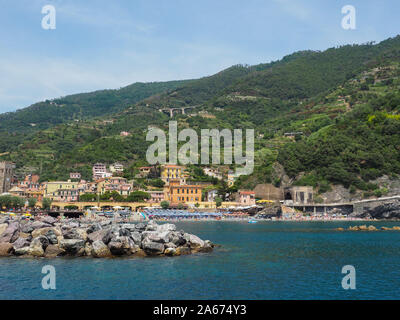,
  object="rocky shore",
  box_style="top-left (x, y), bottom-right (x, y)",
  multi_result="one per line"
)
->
top-left (0, 216), bottom-right (214, 258)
